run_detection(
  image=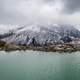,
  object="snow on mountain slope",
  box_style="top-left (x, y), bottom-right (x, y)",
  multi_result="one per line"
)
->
top-left (1, 24), bottom-right (80, 45)
top-left (75, 25), bottom-right (80, 31)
